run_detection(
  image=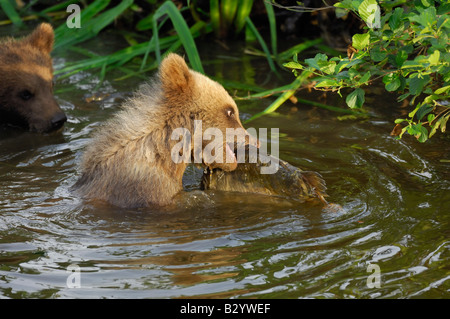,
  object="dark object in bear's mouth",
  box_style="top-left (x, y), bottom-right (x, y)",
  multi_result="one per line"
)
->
top-left (201, 144), bottom-right (328, 204)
